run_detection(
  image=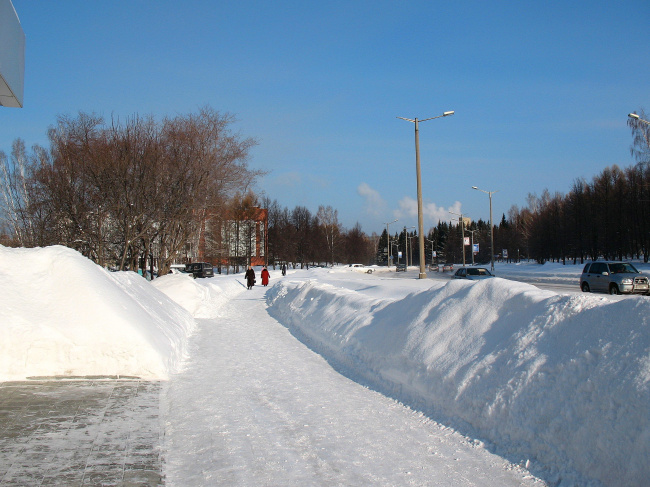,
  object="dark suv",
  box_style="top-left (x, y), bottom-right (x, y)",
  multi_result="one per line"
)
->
top-left (185, 262), bottom-right (214, 278)
top-left (580, 261), bottom-right (649, 295)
